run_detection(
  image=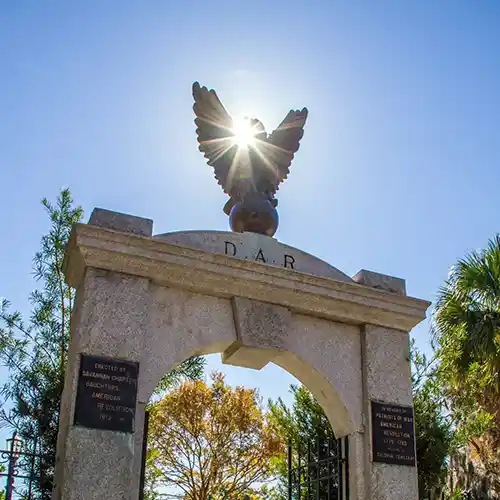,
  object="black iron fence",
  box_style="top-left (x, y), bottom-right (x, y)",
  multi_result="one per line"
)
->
top-left (288, 437), bottom-right (349, 500)
top-left (0, 431), bottom-right (49, 500)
